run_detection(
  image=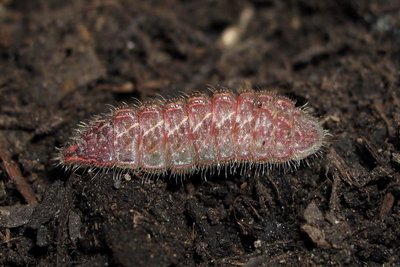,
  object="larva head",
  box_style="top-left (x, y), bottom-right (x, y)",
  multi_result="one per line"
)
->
top-left (254, 95), bottom-right (325, 163)
top-left (290, 108), bottom-right (325, 161)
